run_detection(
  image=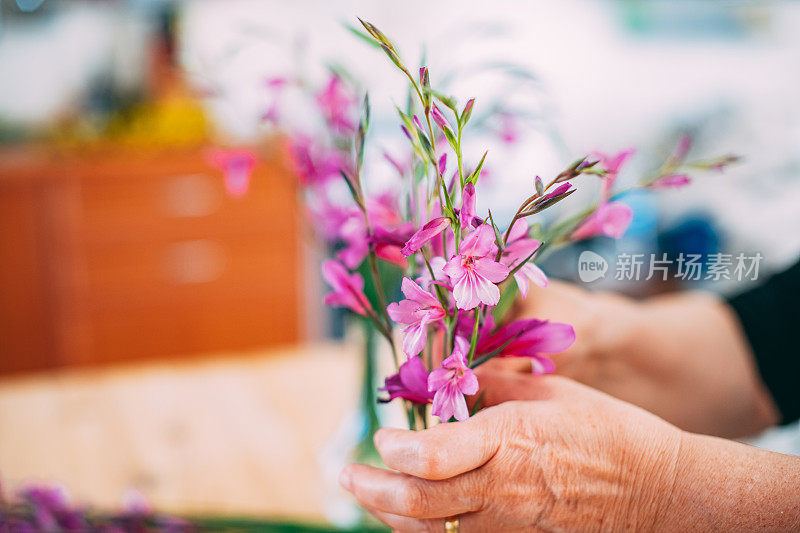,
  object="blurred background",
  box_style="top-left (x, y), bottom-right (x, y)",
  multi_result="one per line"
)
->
top-left (1, 0), bottom-right (799, 529)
